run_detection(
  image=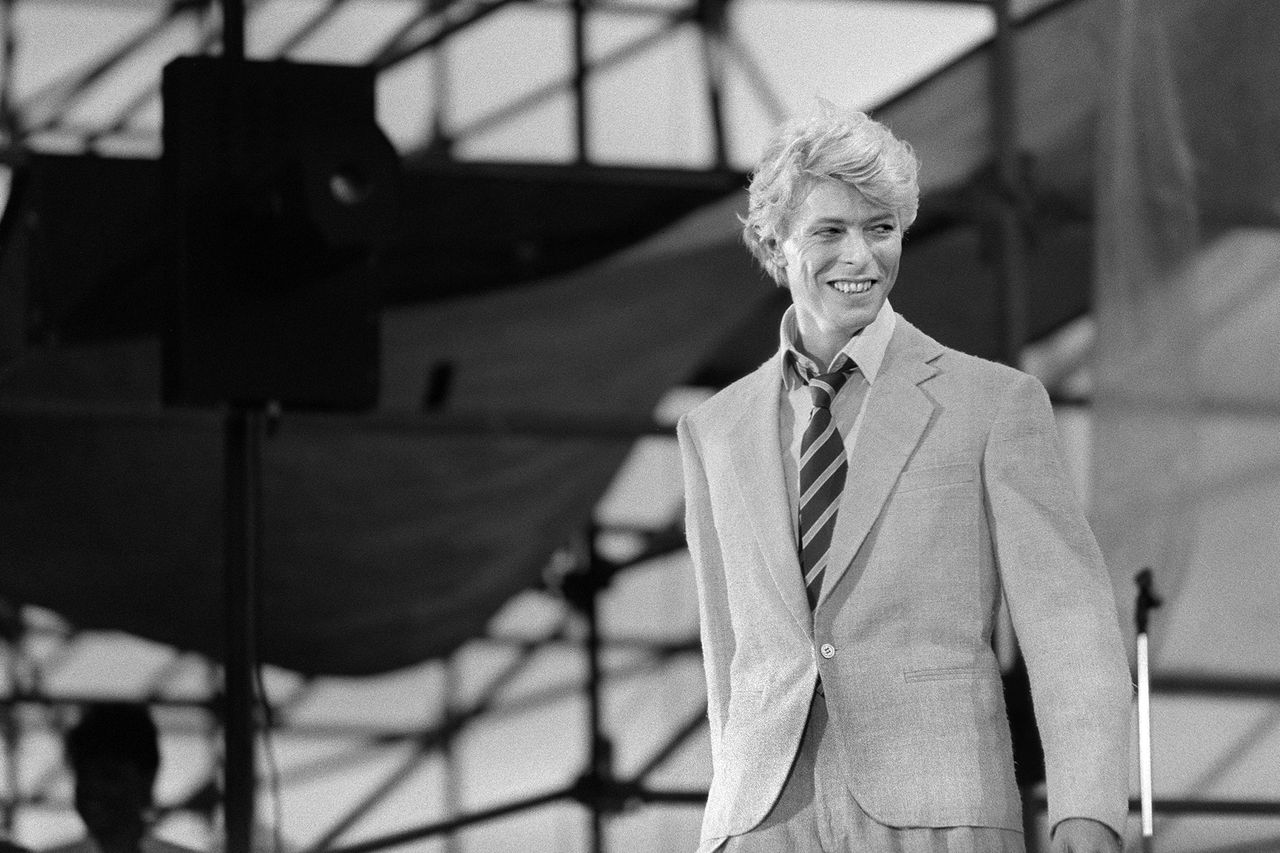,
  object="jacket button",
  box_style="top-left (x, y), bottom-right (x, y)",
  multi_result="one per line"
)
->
top-left (820, 643), bottom-right (836, 659)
